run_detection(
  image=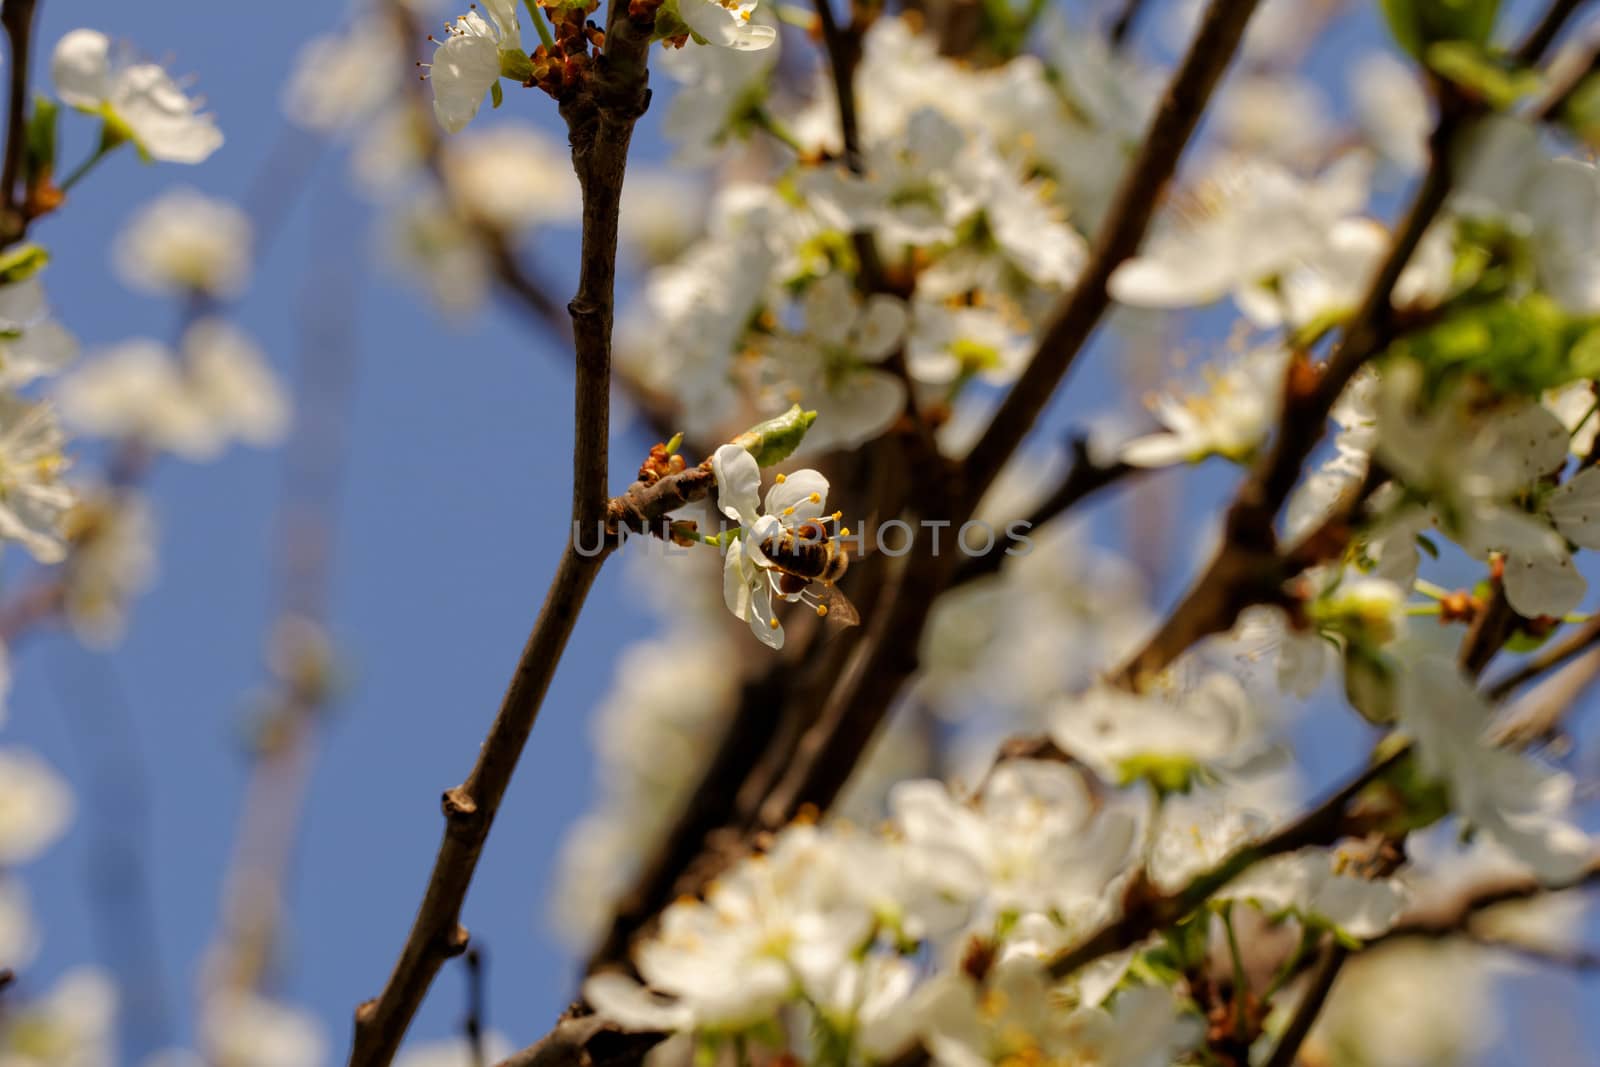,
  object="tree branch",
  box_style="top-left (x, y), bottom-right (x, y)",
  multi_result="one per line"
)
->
top-left (1516, 0), bottom-right (1586, 66)
top-left (957, 0), bottom-right (1264, 512)
top-left (1108, 0), bottom-right (1148, 51)
top-left (463, 947), bottom-right (487, 1067)
top-left (0, 0), bottom-right (38, 246)
top-left (349, 542), bottom-right (609, 1067)
top-left (494, 1012), bottom-right (664, 1067)
top-left (951, 437), bottom-right (1138, 587)
top-left (1261, 943), bottom-right (1348, 1067)
top-left (348, 5), bottom-right (655, 1061)
top-left (1044, 746), bottom-right (1402, 981)
top-left (1110, 0), bottom-right (1594, 687)
top-left (1485, 613), bottom-right (1600, 701)
top-left (1110, 111), bottom-right (1464, 685)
